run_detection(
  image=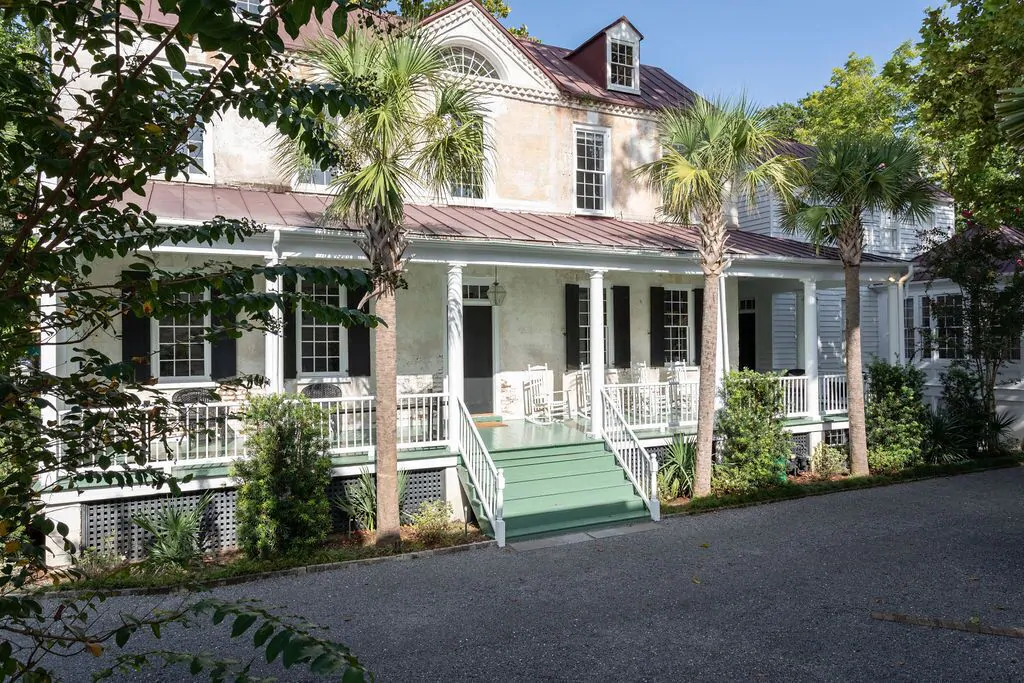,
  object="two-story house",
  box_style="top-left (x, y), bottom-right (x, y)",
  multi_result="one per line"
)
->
top-left (47, 0), bottom-right (950, 557)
